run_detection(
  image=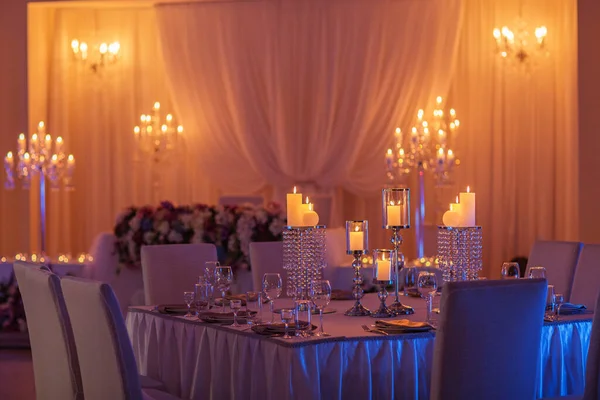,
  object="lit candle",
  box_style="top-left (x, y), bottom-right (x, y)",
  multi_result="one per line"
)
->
top-left (30, 134), bottom-right (38, 154)
top-left (437, 148), bottom-right (445, 165)
top-left (44, 134), bottom-right (52, 152)
top-left (55, 137), bottom-right (63, 154)
top-left (459, 186), bottom-right (476, 226)
top-left (153, 102), bottom-right (160, 111)
top-left (411, 127), bottom-right (418, 143)
top-left (51, 154), bottom-right (58, 167)
top-left (386, 201), bottom-right (402, 226)
top-left (442, 210), bottom-right (461, 227)
top-left (37, 121), bottom-right (46, 136)
top-left (5, 152), bottom-right (13, 168)
top-left (302, 210), bottom-right (319, 226)
top-left (386, 148), bottom-right (393, 166)
top-left (376, 252), bottom-right (392, 281)
top-left (450, 195), bottom-right (462, 219)
top-left (67, 154), bottom-right (75, 172)
top-left (23, 152), bottom-right (30, 167)
top-left (17, 134), bottom-right (26, 153)
top-left (286, 186), bottom-right (303, 227)
top-left (417, 109), bottom-right (424, 121)
top-left (447, 149), bottom-right (455, 164)
top-left (349, 226), bottom-right (365, 251)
